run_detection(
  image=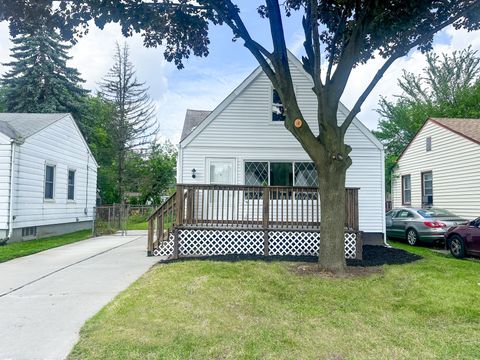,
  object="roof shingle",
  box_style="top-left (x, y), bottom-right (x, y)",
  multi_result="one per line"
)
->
top-left (180, 109), bottom-right (212, 142)
top-left (0, 113), bottom-right (70, 140)
top-left (430, 118), bottom-right (480, 144)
